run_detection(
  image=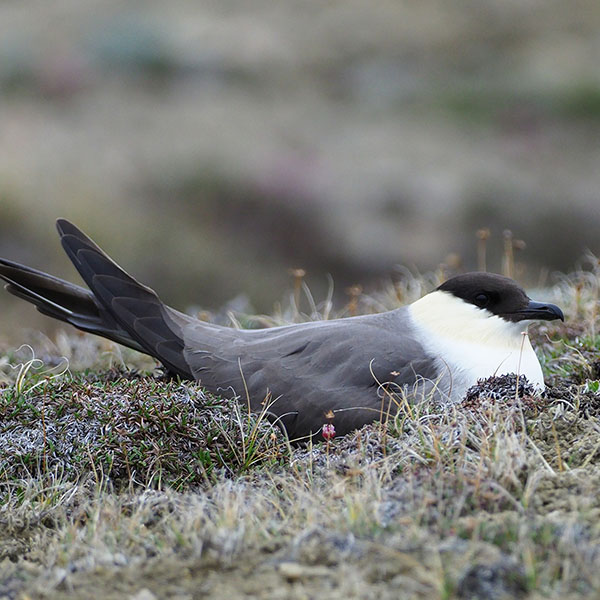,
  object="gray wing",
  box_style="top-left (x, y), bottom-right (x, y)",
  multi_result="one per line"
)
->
top-left (181, 309), bottom-right (439, 440)
top-left (2, 219), bottom-right (439, 441)
top-left (56, 219), bottom-right (194, 378)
